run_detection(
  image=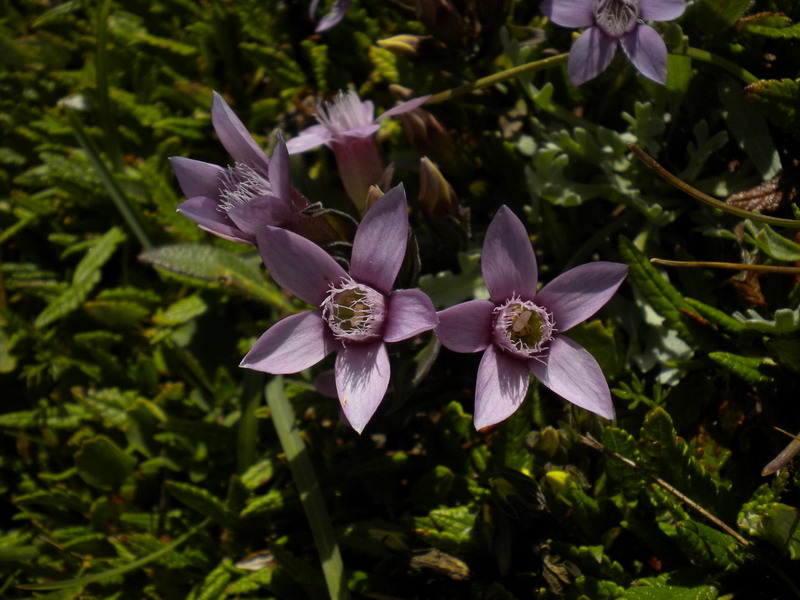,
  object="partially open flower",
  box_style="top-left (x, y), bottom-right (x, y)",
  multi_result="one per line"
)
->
top-left (171, 92), bottom-right (305, 244)
top-left (540, 0), bottom-right (686, 85)
top-left (286, 90), bottom-right (430, 213)
top-left (241, 186), bottom-right (438, 433)
top-left (436, 206), bottom-right (627, 429)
